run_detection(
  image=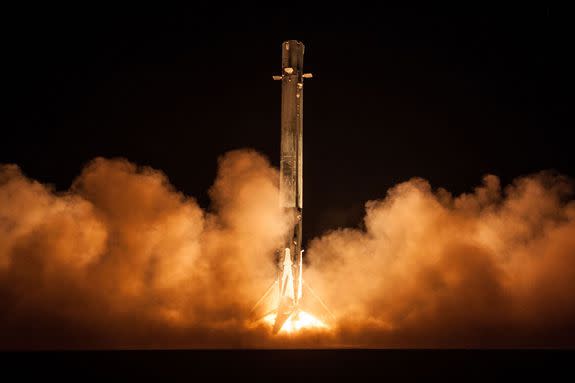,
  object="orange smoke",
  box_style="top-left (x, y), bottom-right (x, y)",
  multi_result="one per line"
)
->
top-left (305, 173), bottom-right (575, 347)
top-left (0, 150), bottom-right (291, 348)
top-left (1, 150), bottom-right (574, 348)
